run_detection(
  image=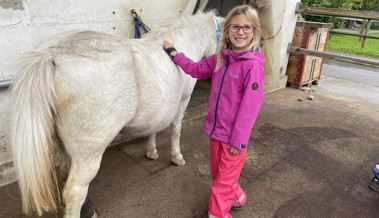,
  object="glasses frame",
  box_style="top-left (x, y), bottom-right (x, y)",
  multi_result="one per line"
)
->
top-left (227, 24), bottom-right (256, 34)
